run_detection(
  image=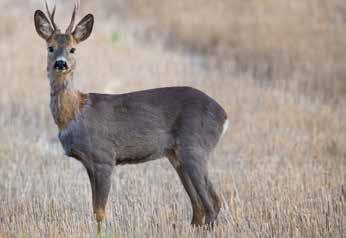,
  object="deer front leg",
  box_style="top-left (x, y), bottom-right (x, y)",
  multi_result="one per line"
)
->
top-left (86, 162), bottom-right (113, 237)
